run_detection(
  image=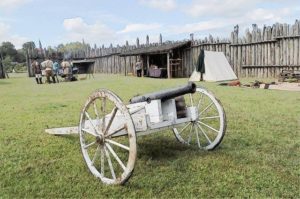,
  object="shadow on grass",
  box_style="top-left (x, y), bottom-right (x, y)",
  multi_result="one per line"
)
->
top-left (0, 81), bottom-right (10, 85)
top-left (136, 136), bottom-right (207, 161)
